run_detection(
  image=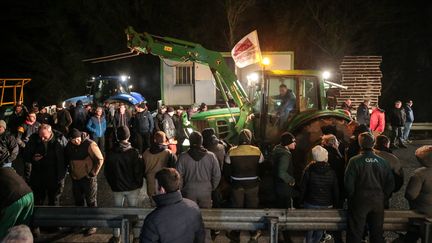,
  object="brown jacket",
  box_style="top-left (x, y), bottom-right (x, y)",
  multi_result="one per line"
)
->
top-left (143, 145), bottom-right (176, 197)
top-left (66, 139), bottom-right (104, 180)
